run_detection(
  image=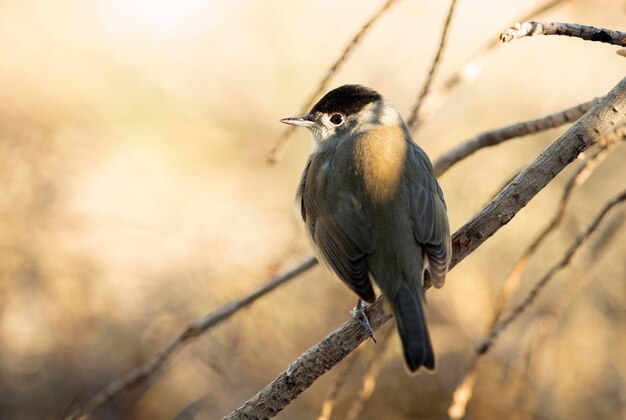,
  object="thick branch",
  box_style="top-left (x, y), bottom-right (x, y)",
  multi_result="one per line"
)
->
top-left (223, 76), bottom-right (626, 419)
top-left (500, 21), bottom-right (626, 46)
top-left (433, 98), bottom-right (599, 176)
